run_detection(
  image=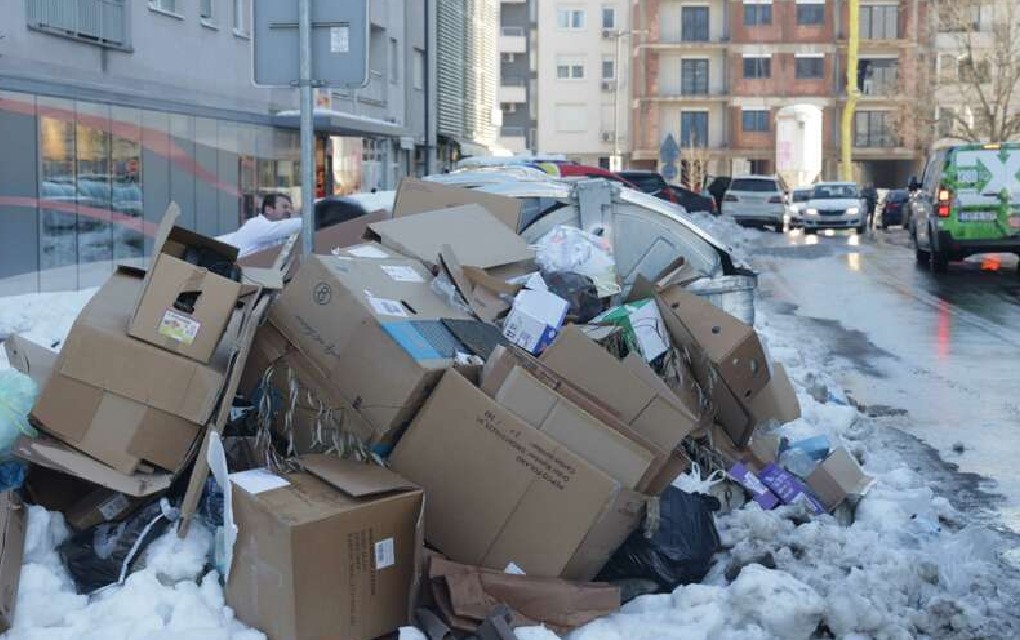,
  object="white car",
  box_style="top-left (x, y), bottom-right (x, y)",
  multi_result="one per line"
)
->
top-left (721, 176), bottom-right (786, 233)
top-left (800, 182), bottom-right (867, 234)
top-left (787, 187), bottom-right (814, 228)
